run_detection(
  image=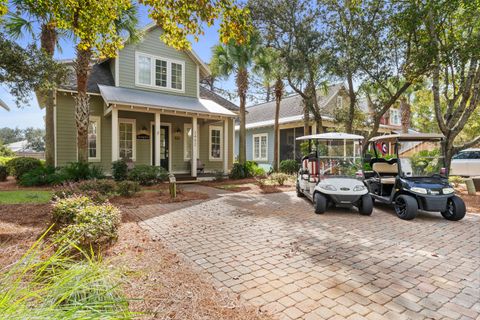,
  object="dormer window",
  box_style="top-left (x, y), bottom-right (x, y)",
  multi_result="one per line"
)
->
top-left (135, 52), bottom-right (184, 92)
